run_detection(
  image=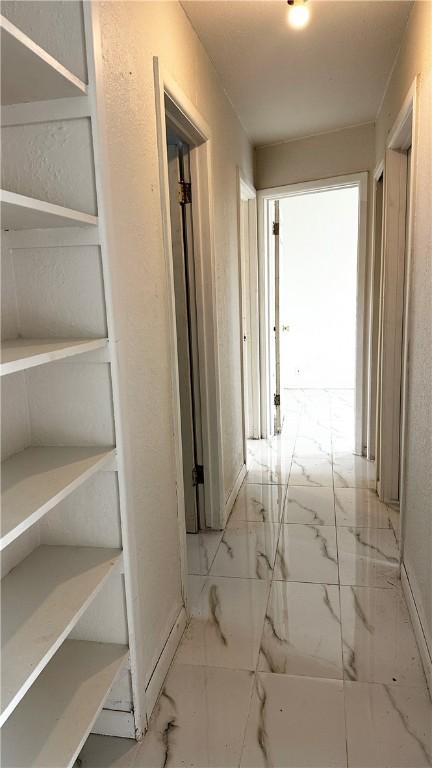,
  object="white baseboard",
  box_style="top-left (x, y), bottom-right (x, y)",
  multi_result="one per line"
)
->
top-left (144, 607), bottom-right (187, 720)
top-left (92, 709), bottom-right (135, 739)
top-left (401, 564), bottom-right (432, 695)
top-left (224, 463), bottom-right (246, 525)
